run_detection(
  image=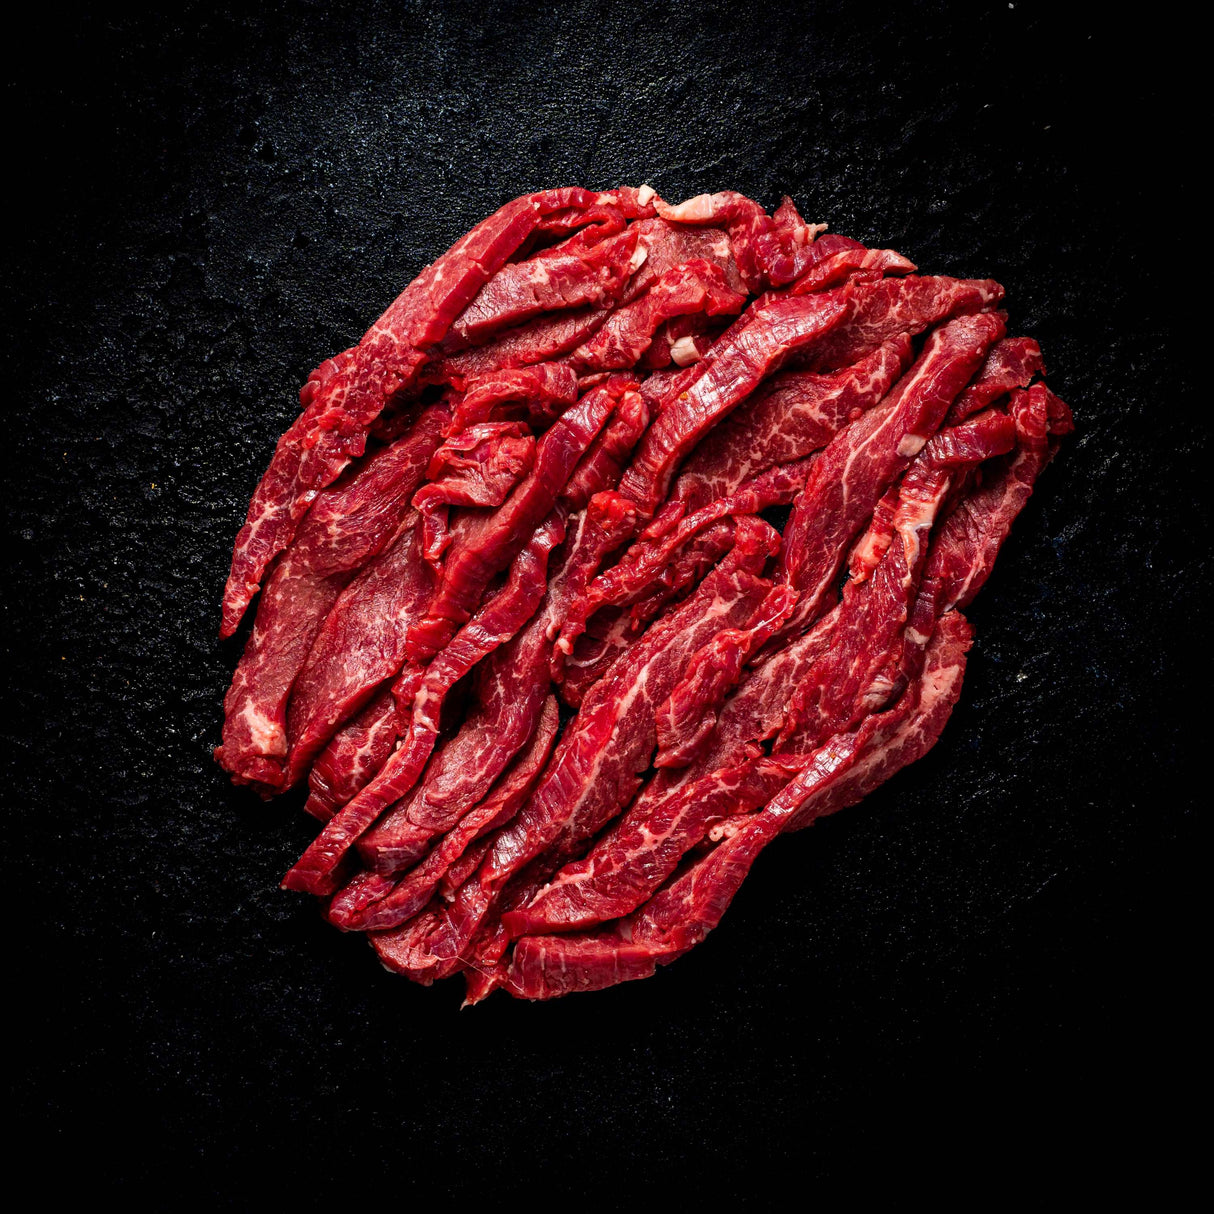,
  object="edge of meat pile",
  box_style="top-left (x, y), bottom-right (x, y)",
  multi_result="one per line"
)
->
top-left (217, 184), bottom-right (1074, 1002)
